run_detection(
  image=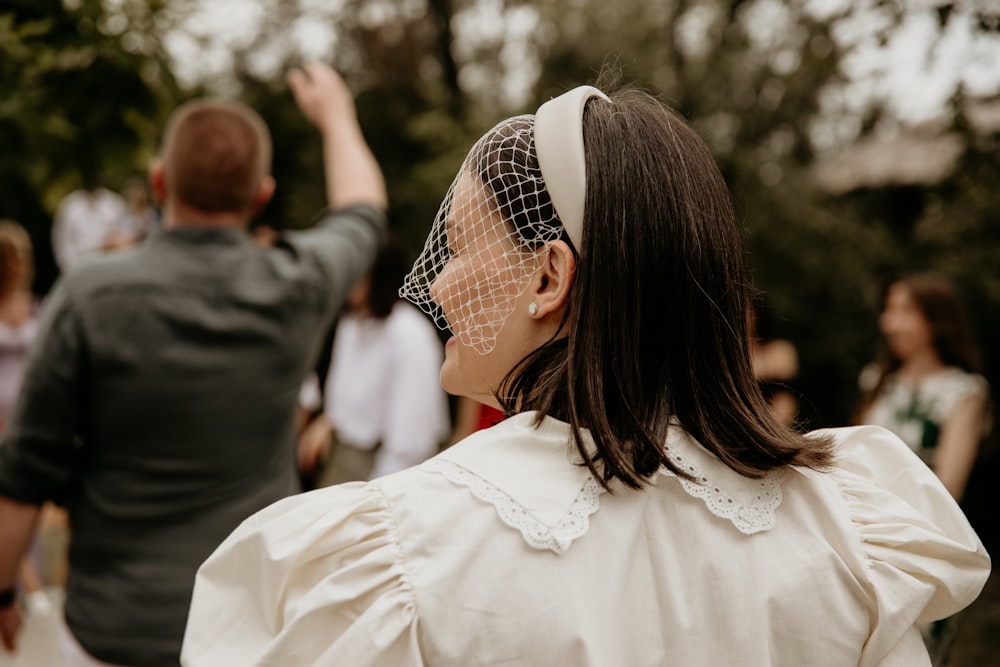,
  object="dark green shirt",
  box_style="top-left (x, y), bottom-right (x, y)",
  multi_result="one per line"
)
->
top-left (0, 204), bottom-right (385, 666)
